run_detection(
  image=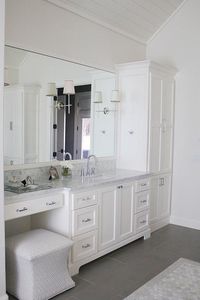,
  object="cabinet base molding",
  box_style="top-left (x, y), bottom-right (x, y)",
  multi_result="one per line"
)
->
top-left (170, 215), bottom-right (200, 231)
top-left (0, 294), bottom-right (8, 300)
top-left (150, 216), bottom-right (170, 232)
top-left (69, 228), bottom-right (150, 276)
